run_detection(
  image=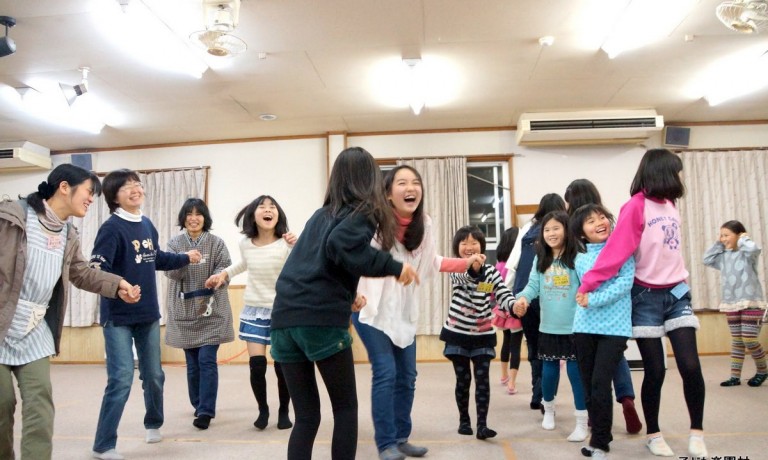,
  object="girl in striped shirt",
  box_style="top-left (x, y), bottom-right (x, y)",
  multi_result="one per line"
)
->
top-left (439, 225), bottom-right (516, 441)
